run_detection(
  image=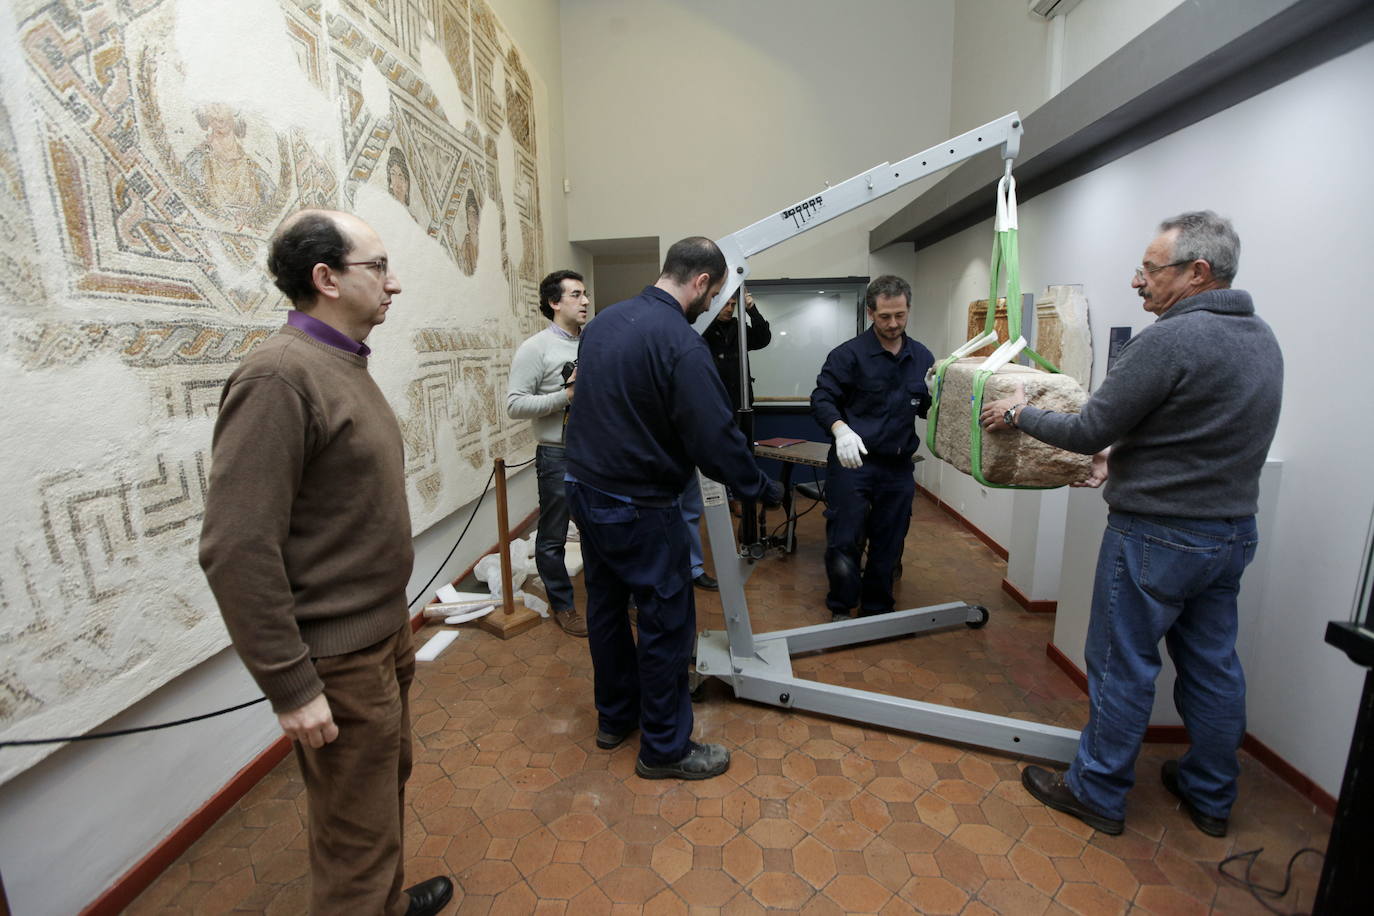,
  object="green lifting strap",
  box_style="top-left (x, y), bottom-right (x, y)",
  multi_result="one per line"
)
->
top-left (926, 211), bottom-right (1065, 489)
